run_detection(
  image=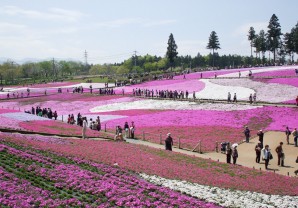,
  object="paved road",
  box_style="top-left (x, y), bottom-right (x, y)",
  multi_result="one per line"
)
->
top-left (126, 131), bottom-right (298, 177)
